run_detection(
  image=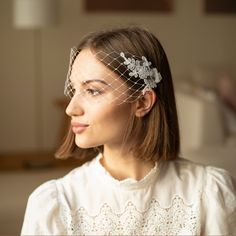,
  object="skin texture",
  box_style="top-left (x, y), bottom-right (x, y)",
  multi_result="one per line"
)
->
top-left (66, 48), bottom-right (155, 180)
top-left (66, 48), bottom-right (134, 149)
